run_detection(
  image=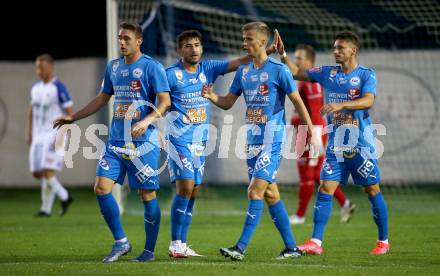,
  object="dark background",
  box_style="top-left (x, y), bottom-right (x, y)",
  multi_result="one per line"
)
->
top-left (1, 0), bottom-right (107, 61)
